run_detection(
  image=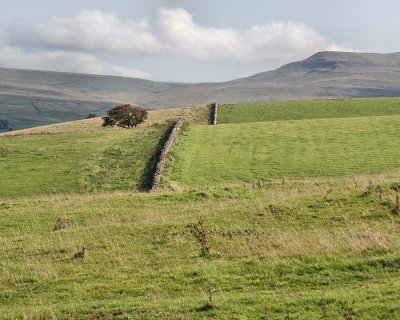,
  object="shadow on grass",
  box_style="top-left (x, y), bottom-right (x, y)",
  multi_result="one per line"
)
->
top-left (195, 303), bottom-right (214, 312)
top-left (139, 121), bottom-right (174, 191)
